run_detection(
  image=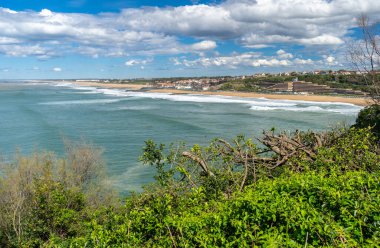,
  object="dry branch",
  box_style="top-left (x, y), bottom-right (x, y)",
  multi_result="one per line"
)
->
top-left (182, 152), bottom-right (215, 177)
